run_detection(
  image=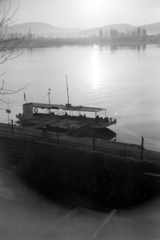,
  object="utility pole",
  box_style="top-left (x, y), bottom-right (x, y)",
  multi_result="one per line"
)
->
top-left (66, 75), bottom-right (70, 107)
top-left (7, 98), bottom-right (9, 123)
top-left (48, 88), bottom-right (51, 111)
top-left (6, 98), bottom-right (11, 124)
